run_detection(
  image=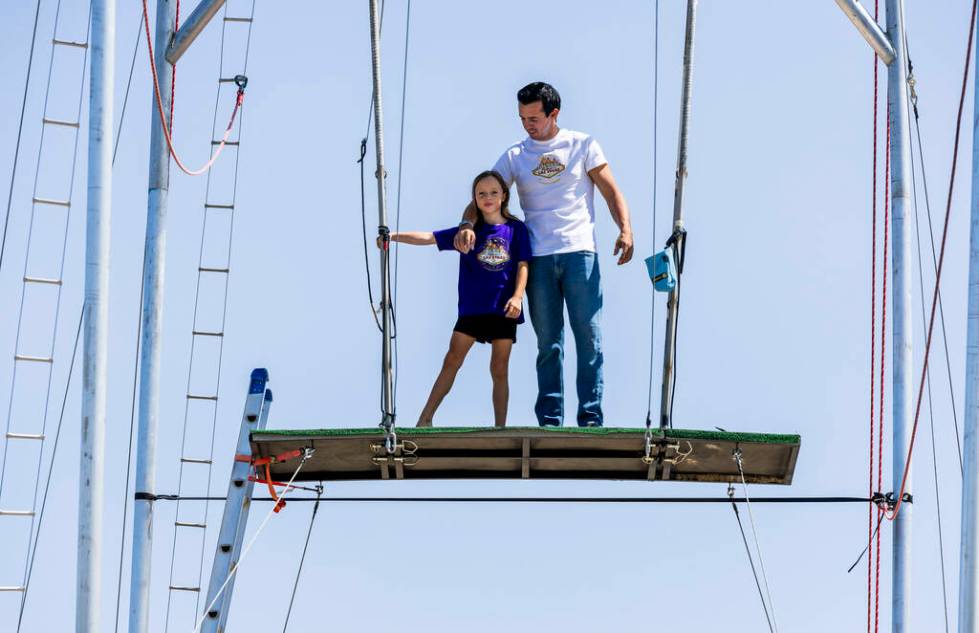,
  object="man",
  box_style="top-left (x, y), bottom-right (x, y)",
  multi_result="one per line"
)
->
top-left (455, 81), bottom-right (633, 427)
